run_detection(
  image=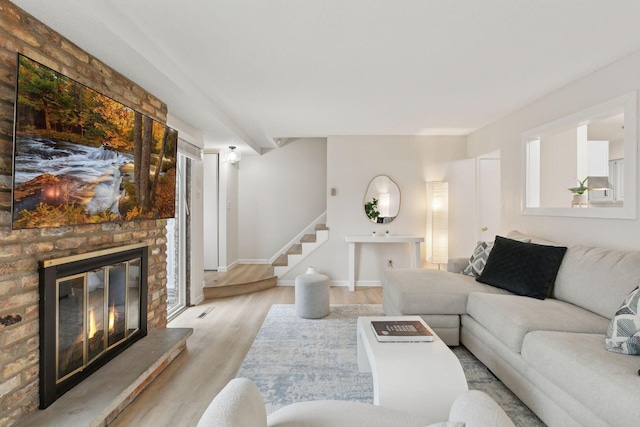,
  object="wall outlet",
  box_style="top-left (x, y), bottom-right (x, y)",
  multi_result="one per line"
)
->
top-left (387, 259), bottom-right (393, 268)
